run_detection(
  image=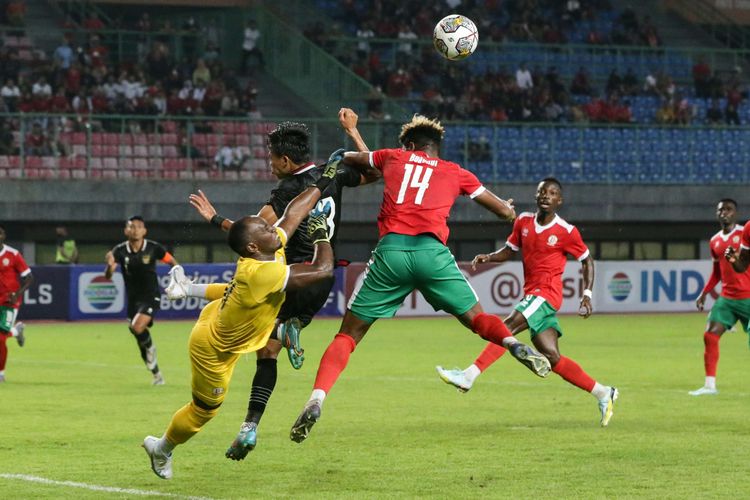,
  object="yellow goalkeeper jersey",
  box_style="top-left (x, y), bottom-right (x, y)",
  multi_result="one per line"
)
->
top-left (204, 227), bottom-right (289, 354)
